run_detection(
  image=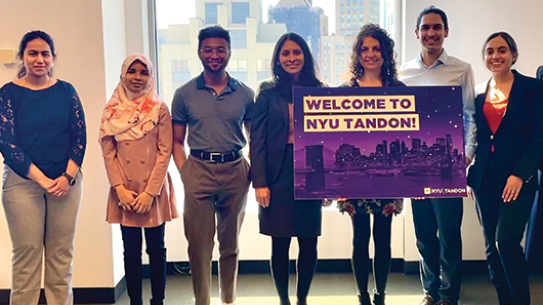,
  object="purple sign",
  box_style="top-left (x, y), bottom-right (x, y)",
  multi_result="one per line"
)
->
top-left (293, 86), bottom-right (467, 199)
